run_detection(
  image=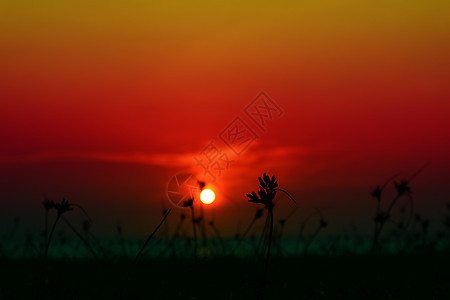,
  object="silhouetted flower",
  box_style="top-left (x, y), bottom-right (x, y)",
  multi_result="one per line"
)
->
top-left (54, 198), bottom-right (73, 216)
top-left (246, 173), bottom-right (295, 278)
top-left (198, 180), bottom-right (206, 191)
top-left (255, 209), bottom-right (264, 219)
top-left (246, 174), bottom-right (277, 208)
top-left (183, 198), bottom-right (194, 208)
top-left (246, 173), bottom-right (295, 209)
top-left (371, 186), bottom-right (382, 199)
top-left (394, 180), bottom-right (411, 196)
top-left (258, 173), bottom-right (278, 191)
top-left (320, 218), bottom-right (328, 228)
top-left (247, 188), bottom-right (276, 208)
top-left (246, 191), bottom-right (260, 203)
